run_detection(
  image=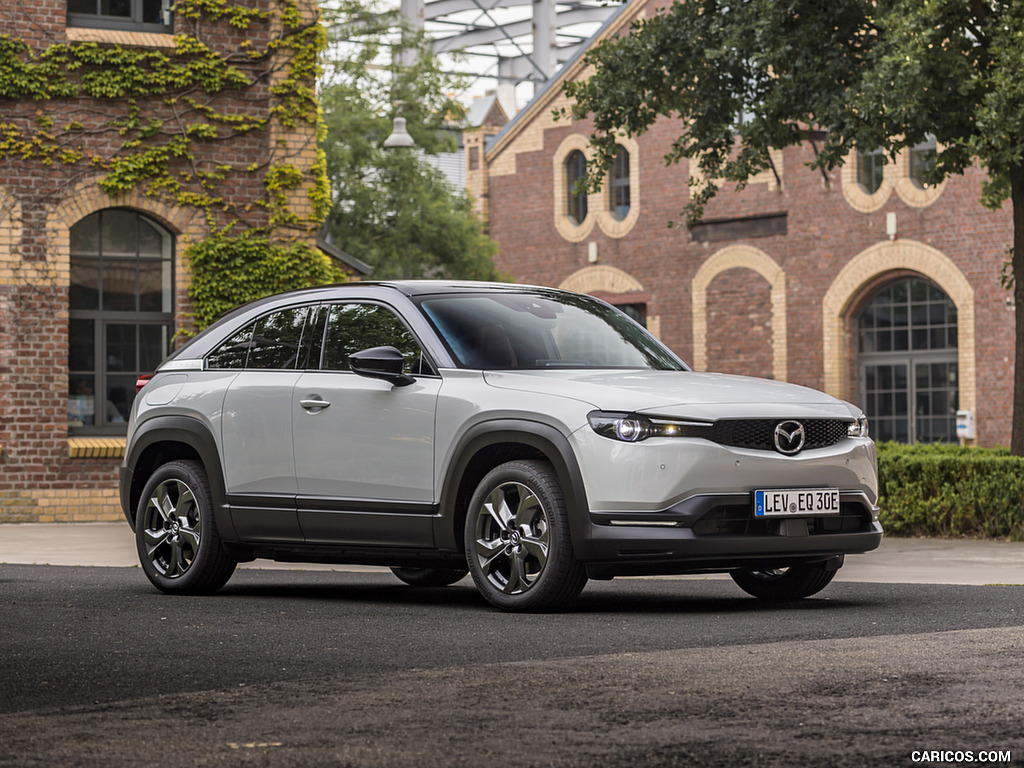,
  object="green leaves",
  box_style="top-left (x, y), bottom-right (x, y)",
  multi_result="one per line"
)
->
top-left (566, 0), bottom-right (1024, 223)
top-left (186, 231), bottom-right (347, 329)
